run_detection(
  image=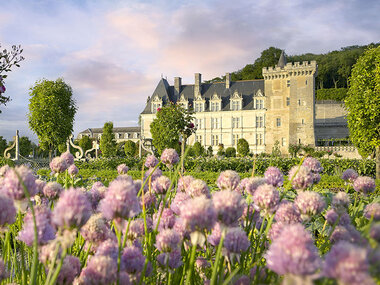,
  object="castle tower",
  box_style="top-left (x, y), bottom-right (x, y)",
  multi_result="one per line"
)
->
top-left (262, 51), bottom-right (317, 154)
